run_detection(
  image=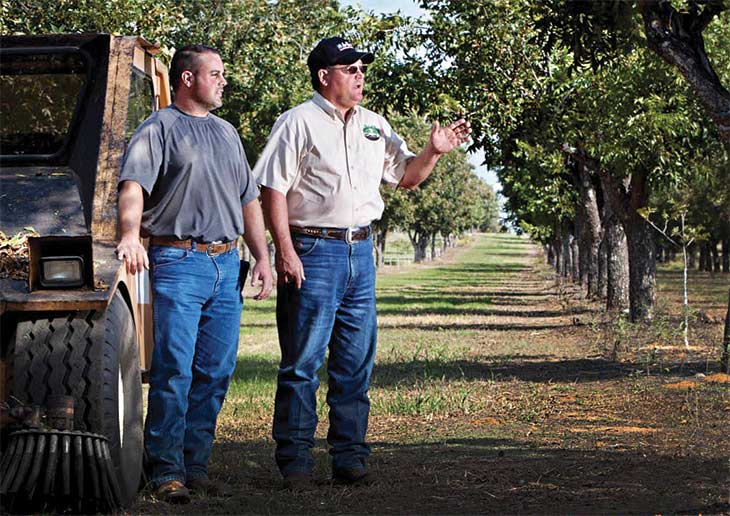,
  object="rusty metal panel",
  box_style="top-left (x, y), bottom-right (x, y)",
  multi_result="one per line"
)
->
top-left (0, 280), bottom-right (108, 312)
top-left (115, 244), bottom-right (153, 371)
top-left (91, 37), bottom-right (137, 242)
top-left (155, 61), bottom-right (171, 110)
